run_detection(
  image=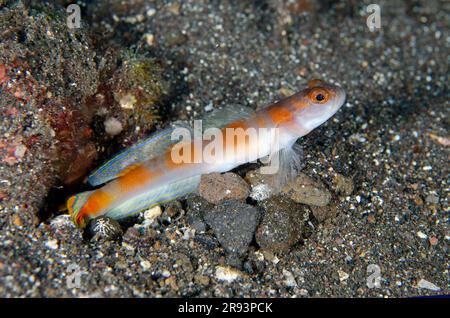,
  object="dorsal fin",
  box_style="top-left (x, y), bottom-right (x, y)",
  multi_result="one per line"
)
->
top-left (200, 104), bottom-right (255, 130)
top-left (87, 105), bottom-right (254, 187)
top-left (87, 122), bottom-right (191, 186)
